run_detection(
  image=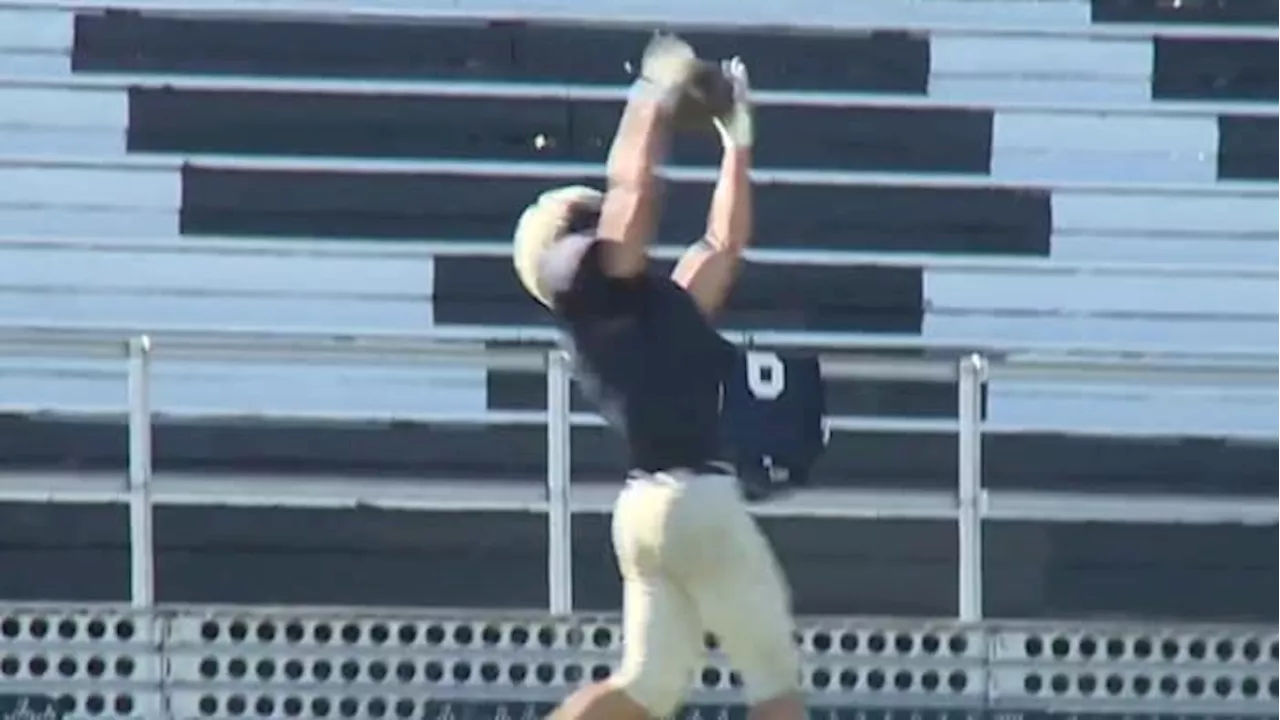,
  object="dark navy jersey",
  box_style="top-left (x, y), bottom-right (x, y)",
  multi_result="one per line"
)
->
top-left (539, 235), bottom-right (734, 472)
top-left (719, 350), bottom-right (828, 500)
